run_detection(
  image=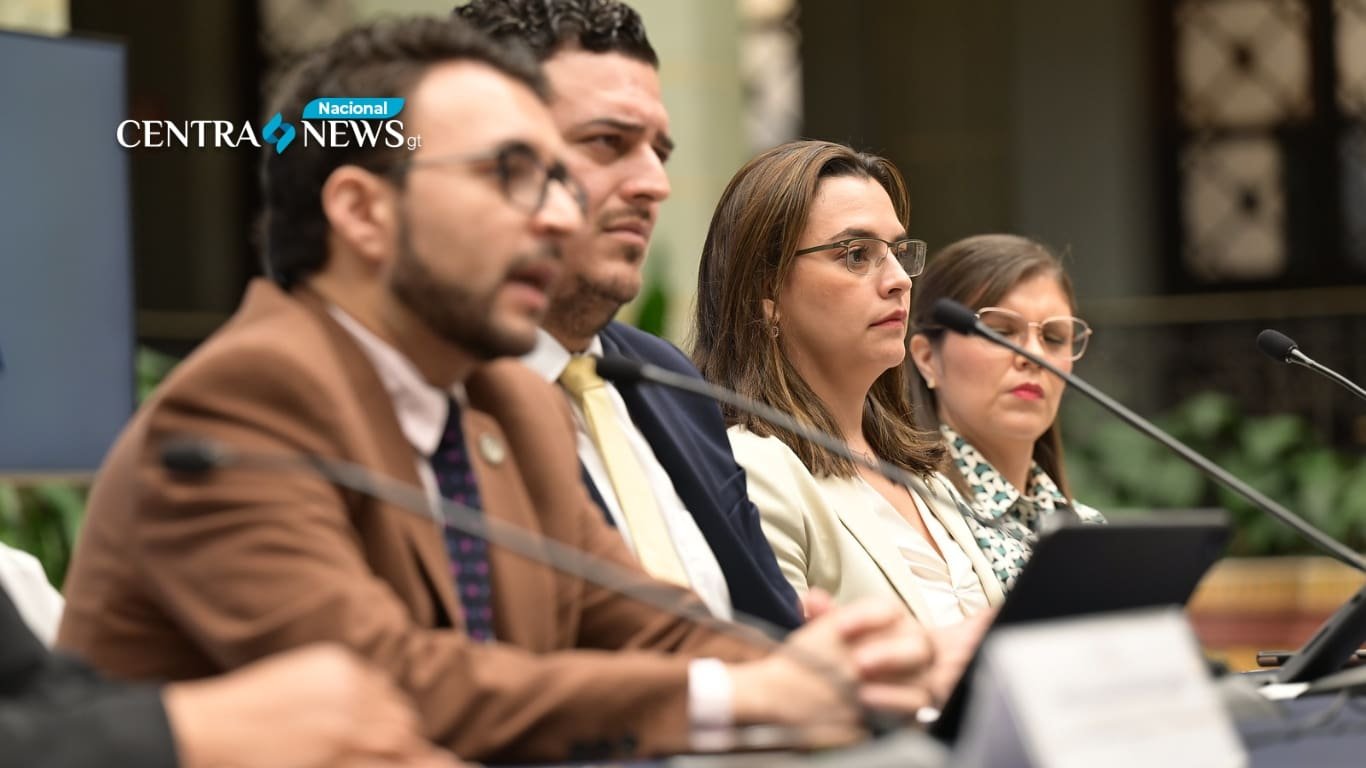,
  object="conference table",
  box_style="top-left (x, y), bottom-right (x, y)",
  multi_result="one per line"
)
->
top-left (525, 685), bottom-right (1366, 767)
